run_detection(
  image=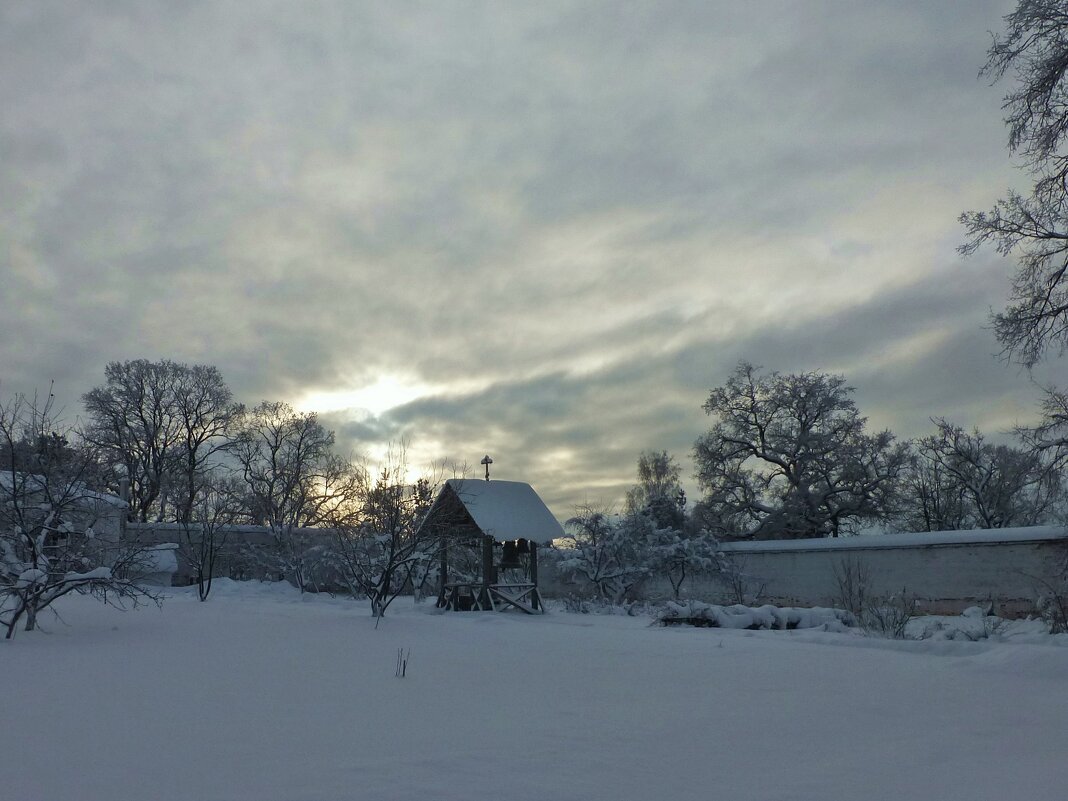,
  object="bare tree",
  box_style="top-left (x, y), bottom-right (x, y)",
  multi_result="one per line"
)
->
top-left (1020, 383), bottom-right (1068, 465)
top-left (83, 360), bottom-right (183, 521)
top-left (1027, 544), bottom-right (1068, 632)
top-left (895, 447), bottom-right (970, 533)
top-left (233, 401), bottom-right (364, 591)
top-left (176, 472), bottom-right (243, 601)
top-left (168, 365), bottom-right (243, 524)
top-left (832, 557), bottom-right (872, 620)
top-left (329, 454), bottom-right (439, 618)
top-left (82, 360), bottom-right (241, 523)
top-left (1, 392), bottom-right (159, 638)
top-left (960, 1), bottom-right (1068, 365)
top-left (898, 419), bottom-right (1062, 530)
top-left (693, 362), bottom-right (907, 540)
